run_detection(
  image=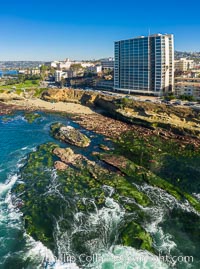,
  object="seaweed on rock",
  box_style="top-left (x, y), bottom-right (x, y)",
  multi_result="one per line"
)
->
top-left (24, 112), bottom-right (41, 123)
top-left (13, 141), bottom-right (154, 256)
